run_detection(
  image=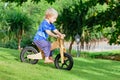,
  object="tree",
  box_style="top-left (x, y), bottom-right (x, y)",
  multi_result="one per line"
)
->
top-left (57, 0), bottom-right (120, 53)
top-left (57, 0), bottom-right (100, 53)
top-left (1, 0), bottom-right (56, 5)
top-left (1, 0), bottom-right (120, 51)
top-left (5, 8), bottom-right (34, 49)
top-left (86, 0), bottom-right (120, 44)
